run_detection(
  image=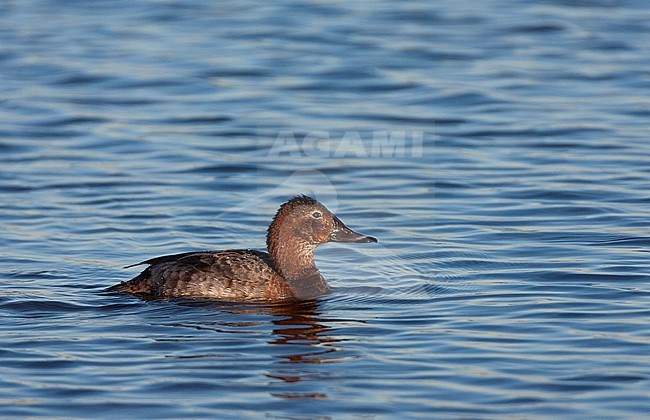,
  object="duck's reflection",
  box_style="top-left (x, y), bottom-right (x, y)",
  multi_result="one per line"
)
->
top-left (266, 300), bottom-right (340, 363)
top-left (259, 300), bottom-right (342, 401)
top-left (173, 298), bottom-right (350, 399)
